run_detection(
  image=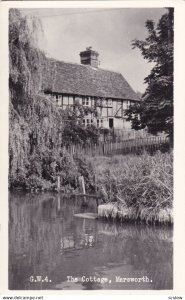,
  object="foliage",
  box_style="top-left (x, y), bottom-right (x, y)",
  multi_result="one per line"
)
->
top-left (74, 156), bottom-right (95, 193)
top-left (62, 120), bottom-right (99, 146)
top-left (98, 203), bottom-right (173, 225)
top-left (9, 9), bottom-right (44, 113)
top-left (62, 100), bottom-right (100, 146)
top-left (9, 10), bottom-right (60, 190)
top-left (90, 151), bottom-right (173, 224)
top-left (125, 8), bottom-right (174, 142)
top-left (9, 9), bottom-right (100, 191)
